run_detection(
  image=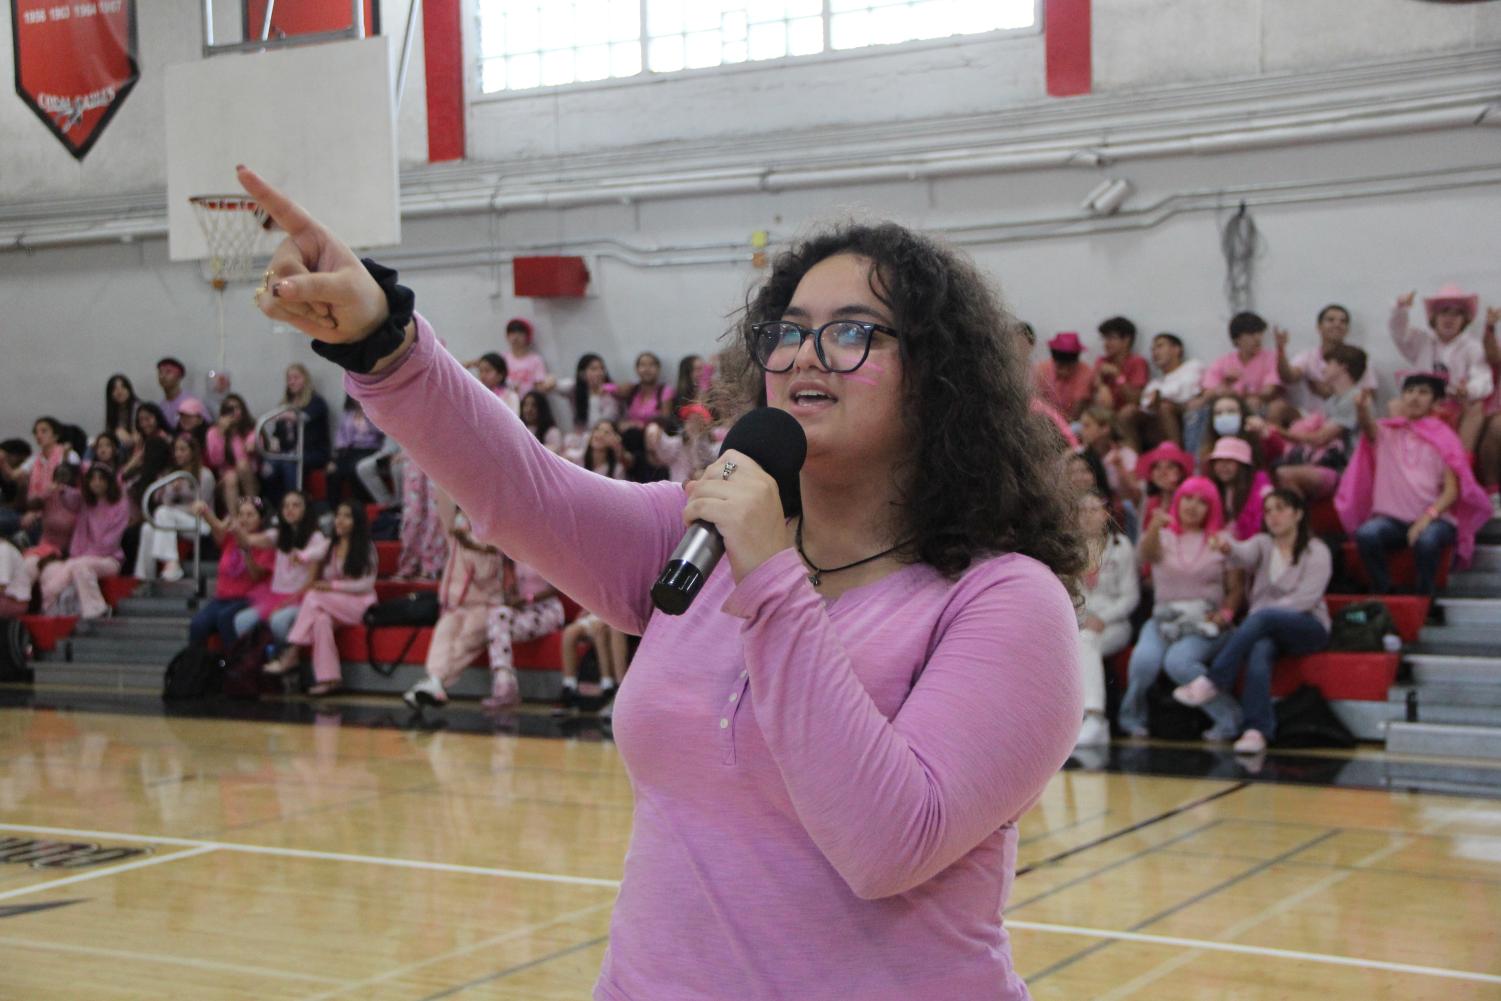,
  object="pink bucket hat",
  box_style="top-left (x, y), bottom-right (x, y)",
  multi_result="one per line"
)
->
top-left (176, 397), bottom-right (209, 419)
top-left (1423, 283), bottom-right (1478, 326)
top-left (1208, 436), bottom-right (1254, 466)
top-left (1048, 331), bottom-right (1084, 355)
